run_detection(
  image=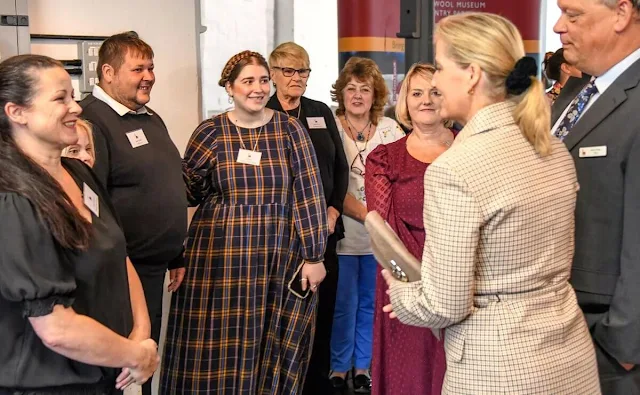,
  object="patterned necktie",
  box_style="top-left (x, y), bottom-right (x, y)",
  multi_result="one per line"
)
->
top-left (554, 77), bottom-right (598, 140)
